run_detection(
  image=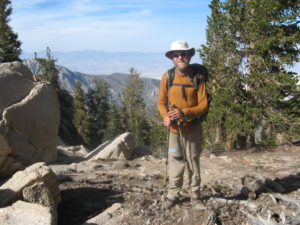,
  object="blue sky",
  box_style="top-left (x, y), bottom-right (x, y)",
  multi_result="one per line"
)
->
top-left (10, 0), bottom-right (211, 53)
